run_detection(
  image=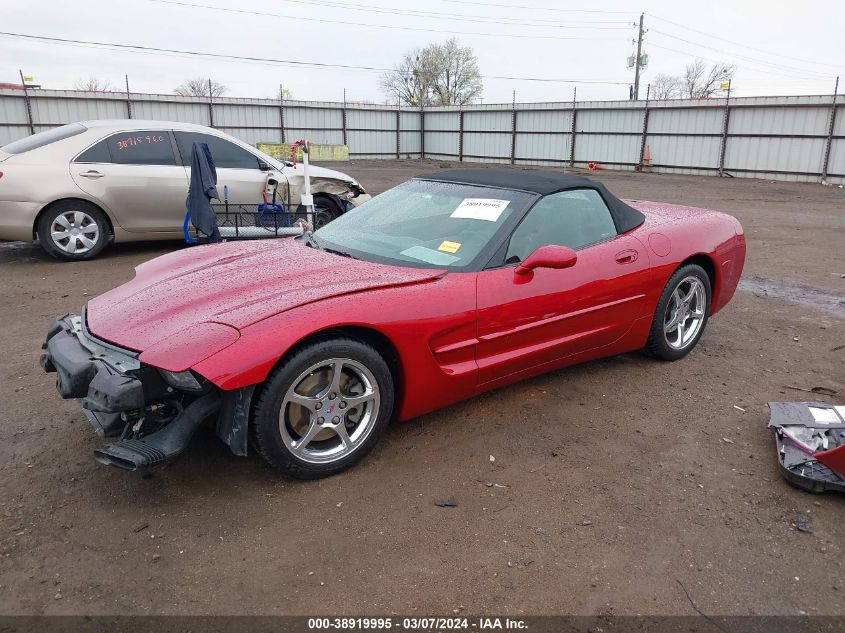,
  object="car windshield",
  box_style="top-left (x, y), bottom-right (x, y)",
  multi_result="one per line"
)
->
top-left (313, 179), bottom-right (537, 270)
